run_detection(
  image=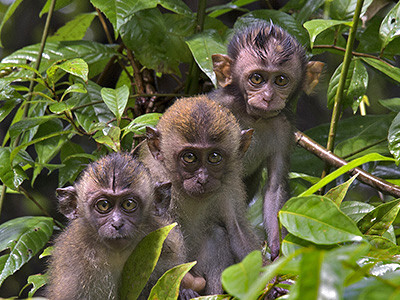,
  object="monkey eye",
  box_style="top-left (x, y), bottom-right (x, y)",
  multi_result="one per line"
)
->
top-left (121, 199), bottom-right (138, 212)
top-left (95, 199), bottom-right (112, 213)
top-left (208, 152), bottom-right (222, 164)
top-left (274, 75), bottom-right (288, 86)
top-left (182, 152), bottom-right (197, 164)
top-left (249, 73), bottom-right (264, 85)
